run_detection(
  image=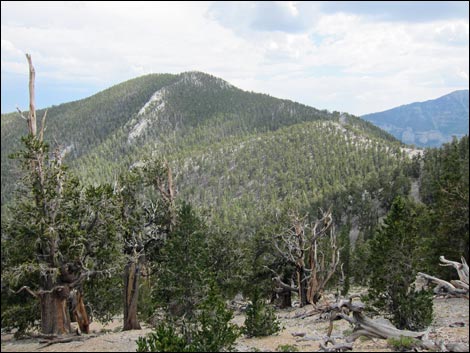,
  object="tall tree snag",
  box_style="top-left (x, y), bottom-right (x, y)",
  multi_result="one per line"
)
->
top-left (273, 214), bottom-right (309, 307)
top-left (24, 54), bottom-right (71, 335)
top-left (26, 53), bottom-right (37, 137)
top-left (307, 209), bottom-right (339, 304)
top-left (272, 209), bottom-right (340, 307)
